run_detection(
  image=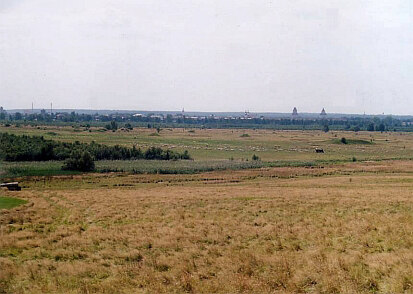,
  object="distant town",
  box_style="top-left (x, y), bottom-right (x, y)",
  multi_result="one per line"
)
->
top-left (1, 106), bottom-right (413, 131)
